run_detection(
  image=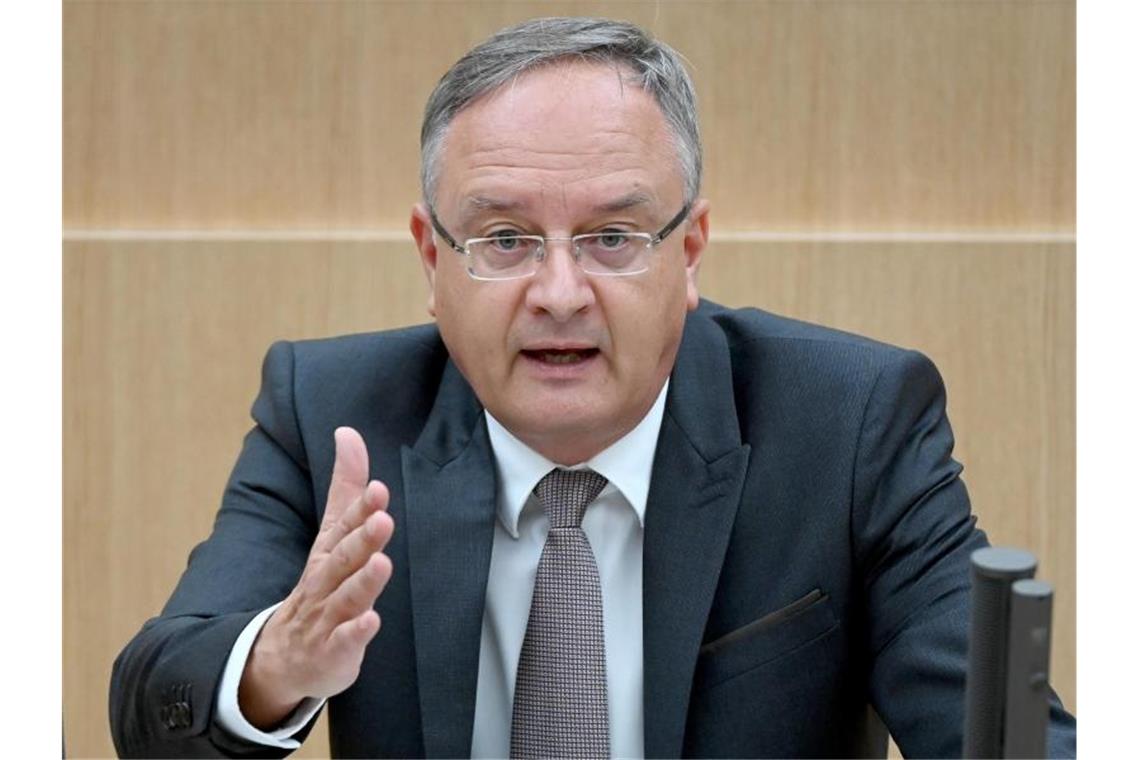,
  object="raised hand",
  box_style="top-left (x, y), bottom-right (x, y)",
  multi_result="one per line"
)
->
top-left (238, 427), bottom-right (395, 729)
